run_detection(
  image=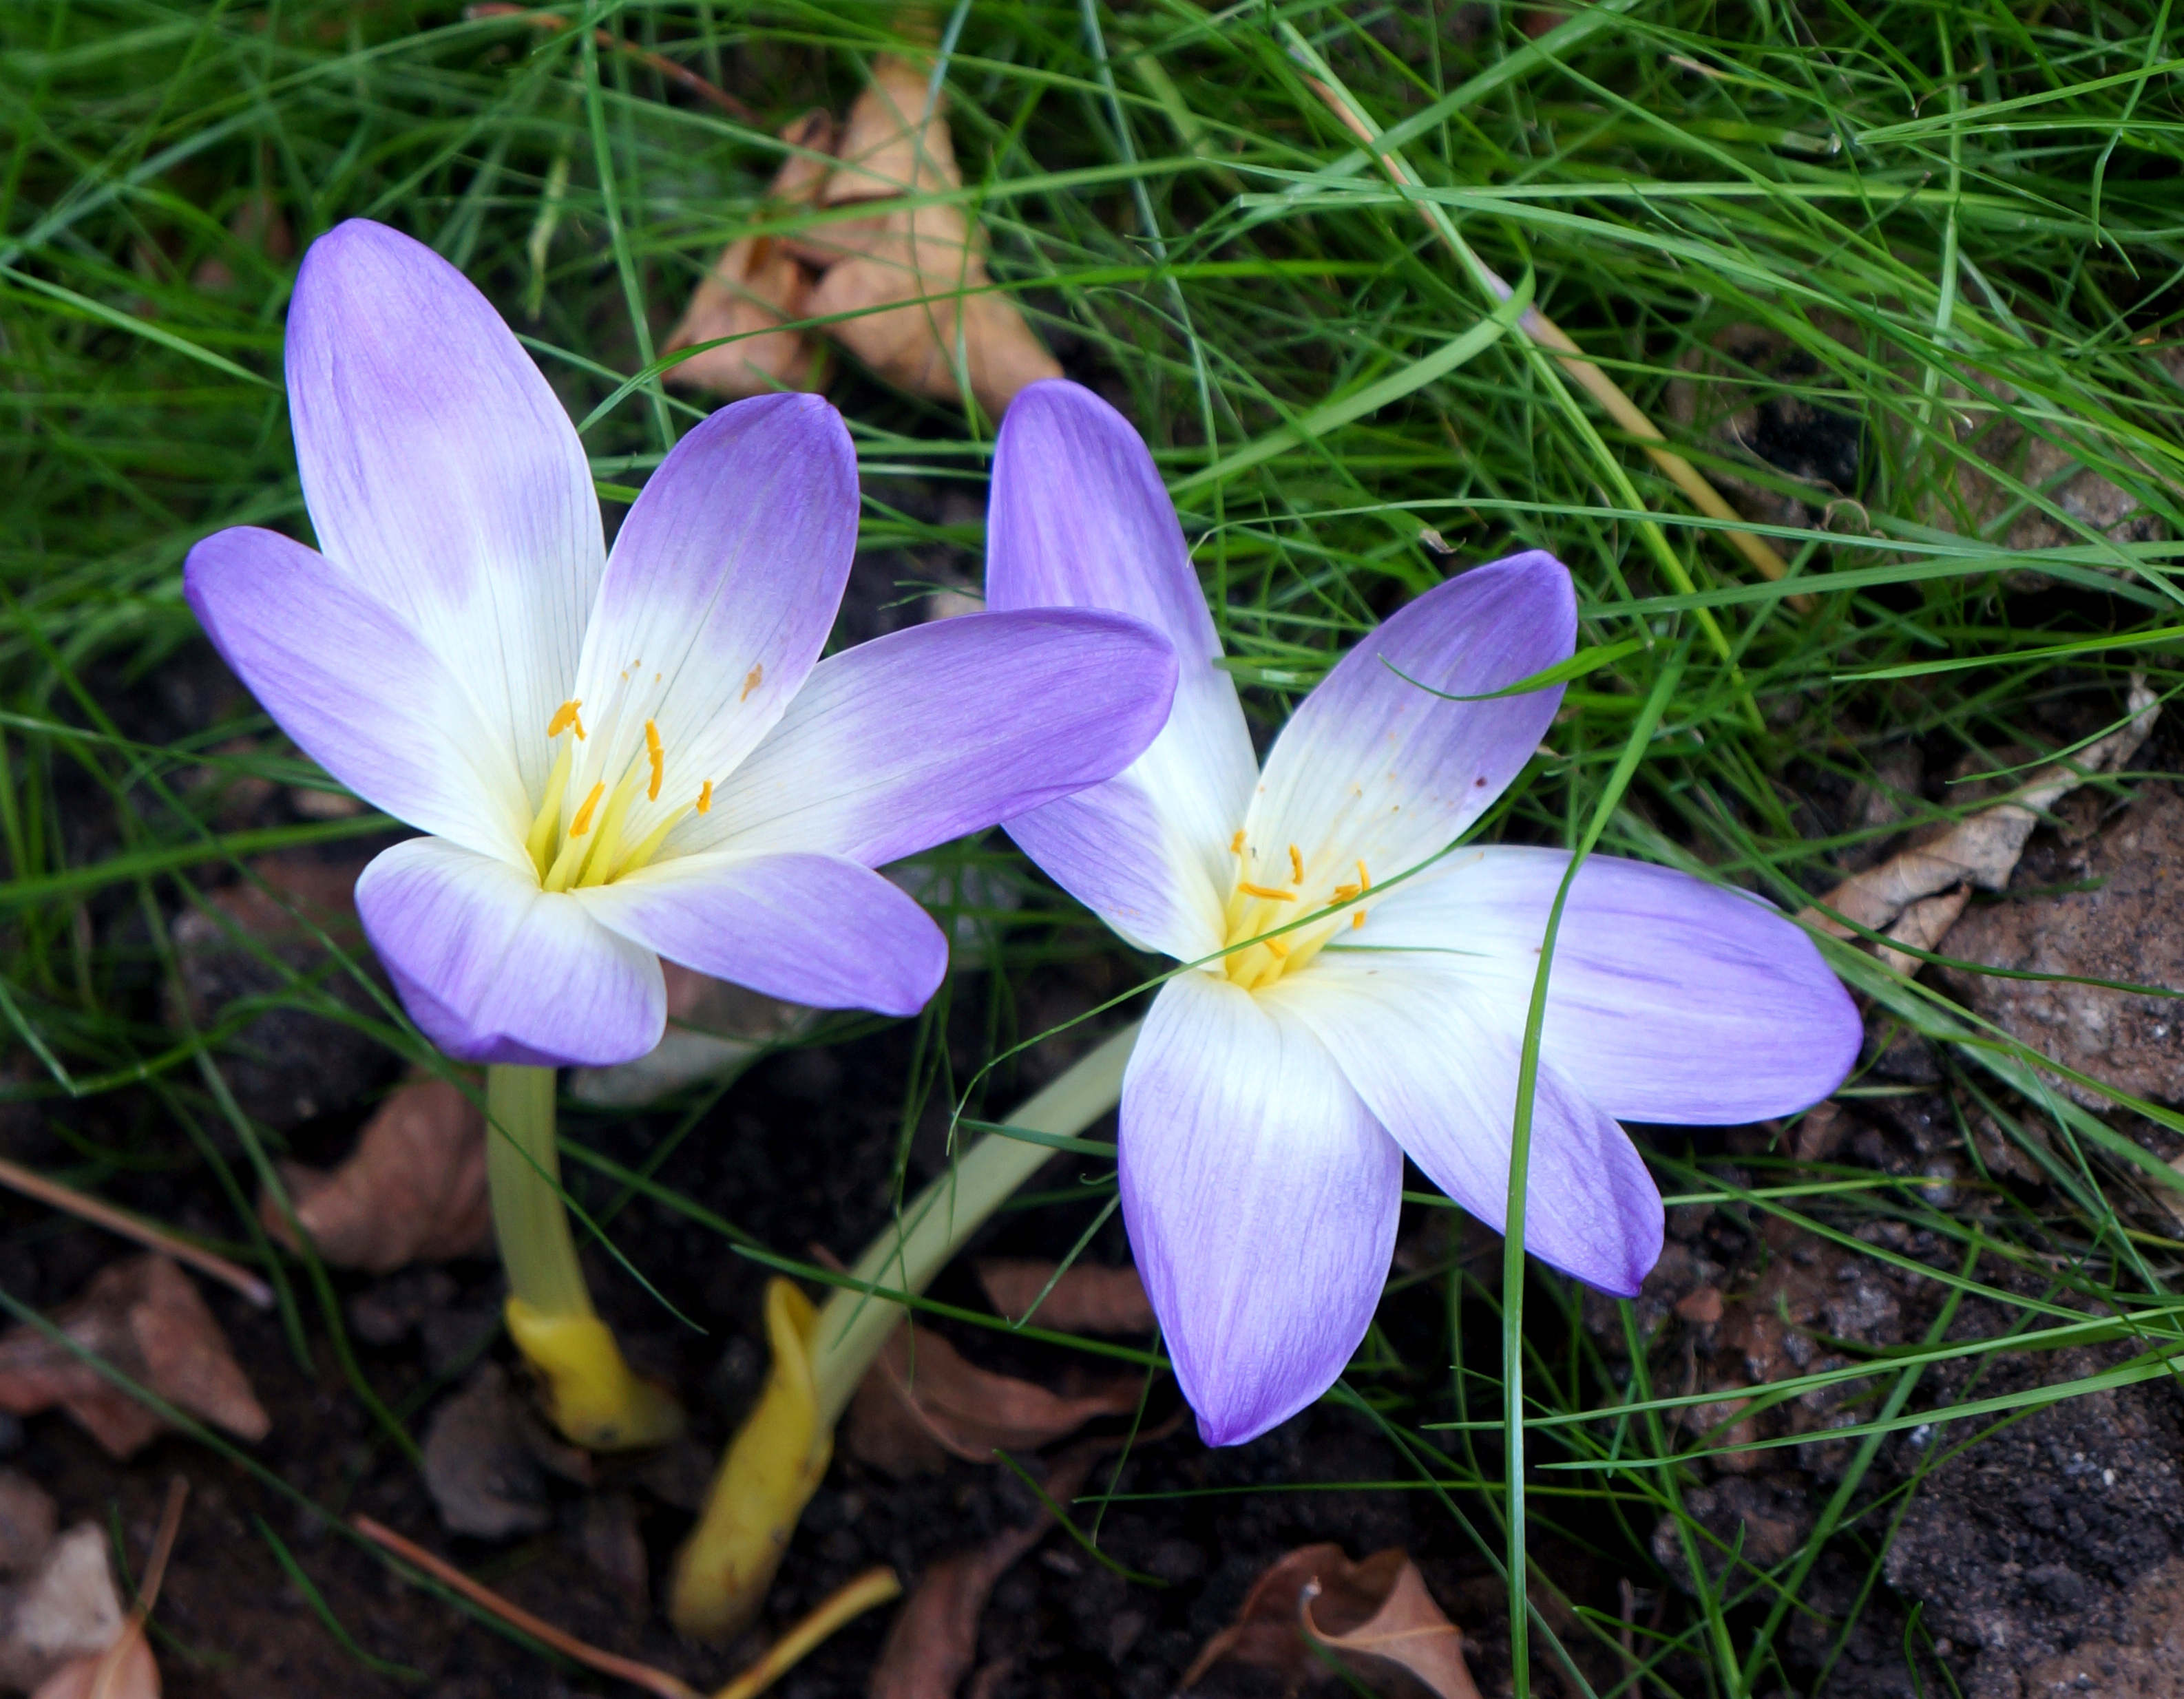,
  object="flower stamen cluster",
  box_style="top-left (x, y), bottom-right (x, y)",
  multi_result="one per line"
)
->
top-left (527, 677), bottom-right (720, 893)
top-left (1219, 829), bottom-right (1370, 990)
